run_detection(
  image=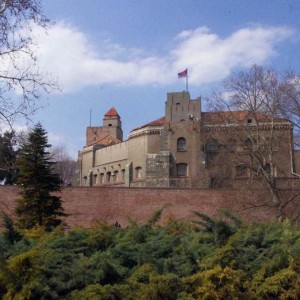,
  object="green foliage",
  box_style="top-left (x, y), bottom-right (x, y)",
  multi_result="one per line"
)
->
top-left (182, 265), bottom-right (246, 299)
top-left (193, 210), bottom-right (241, 246)
top-left (0, 247), bottom-right (52, 299)
top-left (15, 123), bottom-right (66, 230)
top-left (0, 213), bottom-right (299, 299)
top-left (70, 284), bottom-right (121, 300)
top-left (254, 265), bottom-right (300, 299)
top-left (0, 130), bottom-right (18, 184)
top-left (1, 213), bottom-right (22, 244)
top-left (134, 272), bottom-right (181, 300)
